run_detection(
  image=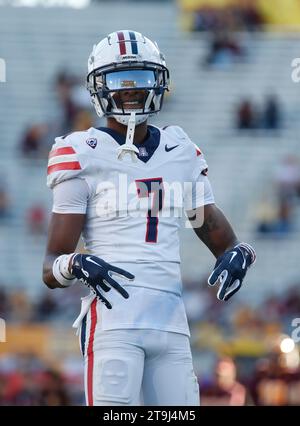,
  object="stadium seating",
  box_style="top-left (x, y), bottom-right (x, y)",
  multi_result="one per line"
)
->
top-left (0, 3), bottom-right (299, 303)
